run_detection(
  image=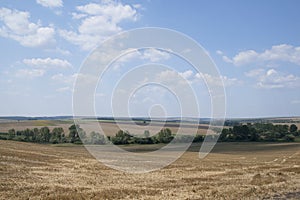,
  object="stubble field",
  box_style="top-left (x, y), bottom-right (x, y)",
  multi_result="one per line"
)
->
top-left (0, 140), bottom-right (300, 199)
